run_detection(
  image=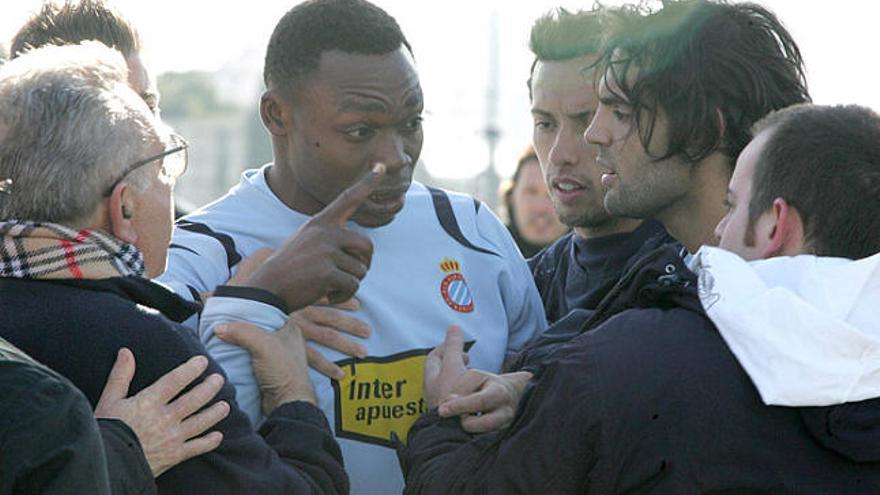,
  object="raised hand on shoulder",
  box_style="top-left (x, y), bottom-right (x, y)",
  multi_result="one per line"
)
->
top-left (95, 349), bottom-right (229, 477)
